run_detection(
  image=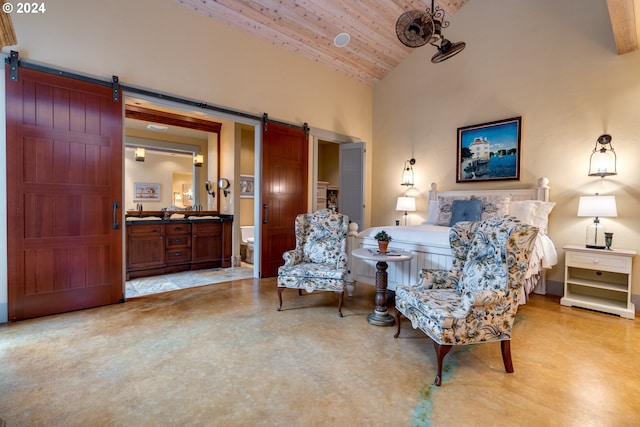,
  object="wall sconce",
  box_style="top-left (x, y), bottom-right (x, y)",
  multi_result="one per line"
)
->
top-left (401, 158), bottom-right (416, 186)
top-left (588, 134), bottom-right (616, 177)
top-left (577, 194), bottom-right (617, 249)
top-left (193, 154), bottom-right (204, 167)
top-left (134, 147), bottom-right (145, 162)
top-left (396, 196), bottom-right (416, 225)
